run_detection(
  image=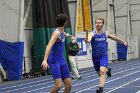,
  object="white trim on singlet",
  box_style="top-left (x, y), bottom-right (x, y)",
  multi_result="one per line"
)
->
top-left (54, 29), bottom-right (65, 42)
top-left (92, 30), bottom-right (106, 35)
top-left (93, 30), bottom-right (96, 35)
